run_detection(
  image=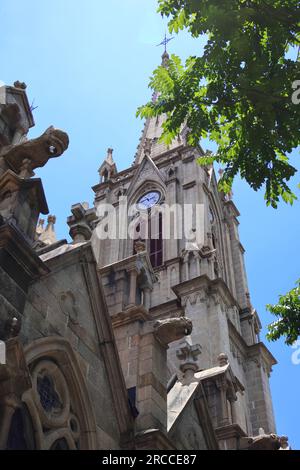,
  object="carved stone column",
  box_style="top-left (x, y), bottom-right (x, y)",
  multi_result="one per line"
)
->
top-left (136, 317), bottom-right (193, 435)
top-left (143, 287), bottom-right (151, 311)
top-left (216, 375), bottom-right (230, 427)
top-left (230, 397), bottom-right (238, 425)
top-left (127, 268), bottom-right (138, 307)
top-left (216, 354), bottom-right (230, 427)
